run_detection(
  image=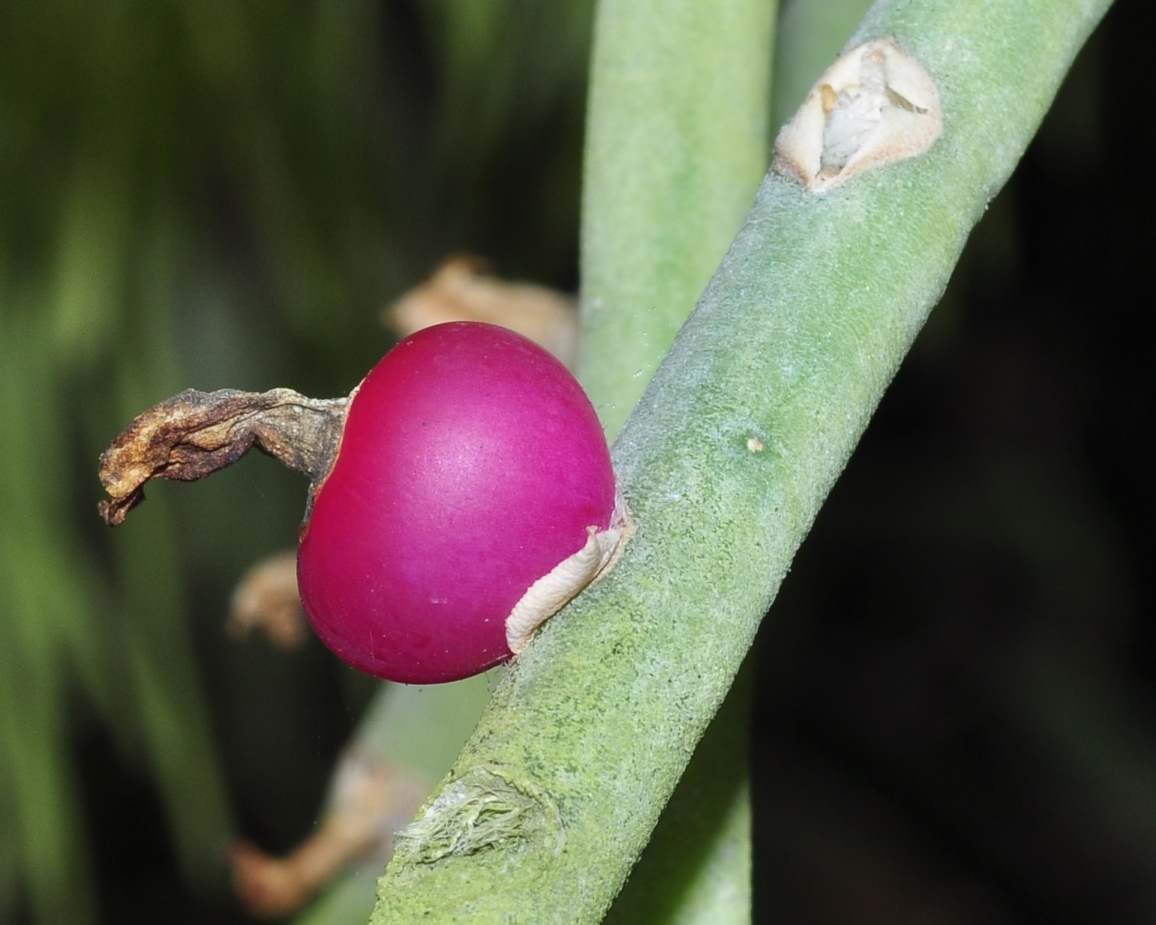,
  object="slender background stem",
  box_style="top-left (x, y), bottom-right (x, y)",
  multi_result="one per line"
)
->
top-left (578, 0), bottom-right (776, 439)
top-left (578, 0), bottom-right (776, 921)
